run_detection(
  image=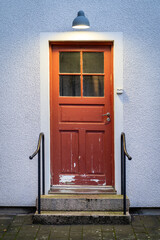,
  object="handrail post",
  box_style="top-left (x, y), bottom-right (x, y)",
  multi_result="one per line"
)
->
top-left (42, 135), bottom-right (45, 195)
top-left (121, 133), bottom-right (132, 215)
top-left (124, 154), bottom-right (126, 215)
top-left (38, 148), bottom-right (41, 214)
top-left (121, 134), bottom-right (124, 195)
